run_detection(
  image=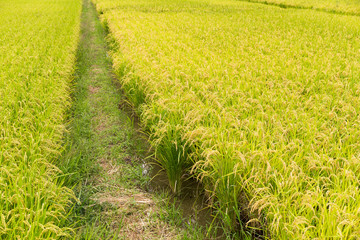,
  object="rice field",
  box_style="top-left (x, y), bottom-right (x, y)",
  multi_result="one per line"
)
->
top-left (0, 0), bottom-right (81, 238)
top-left (240, 0), bottom-right (360, 15)
top-left (93, 0), bottom-right (360, 238)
